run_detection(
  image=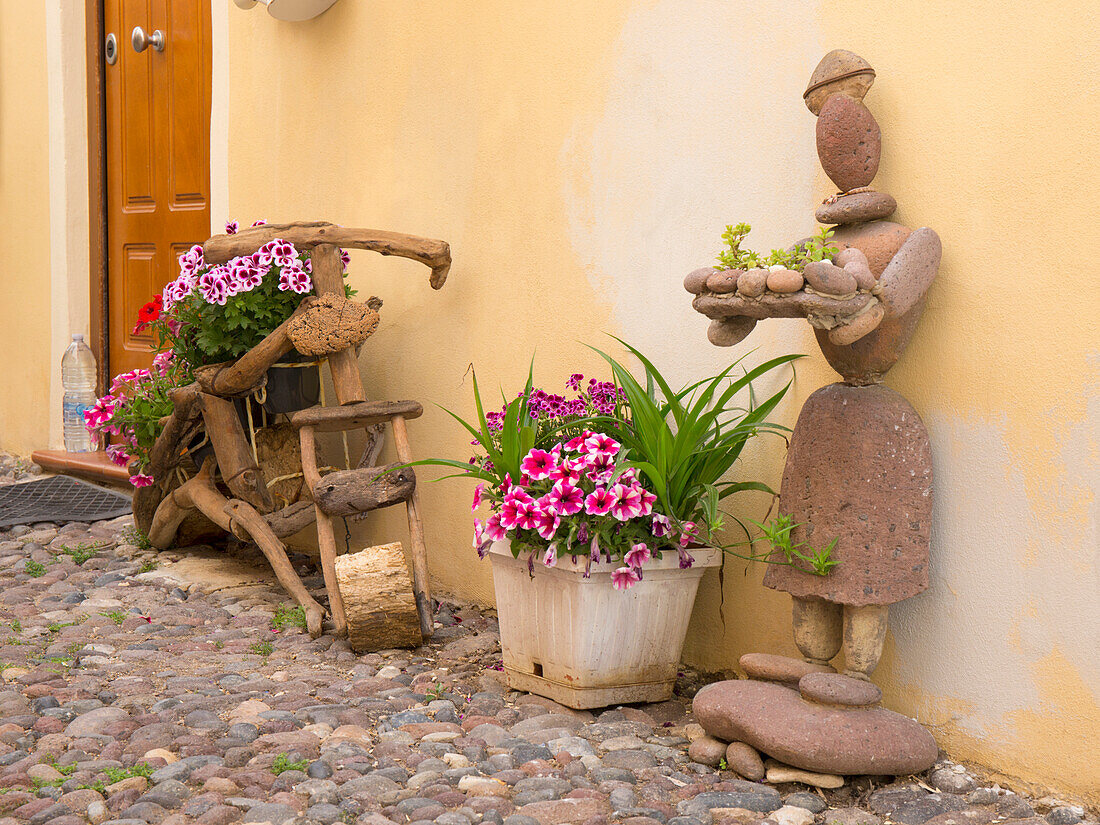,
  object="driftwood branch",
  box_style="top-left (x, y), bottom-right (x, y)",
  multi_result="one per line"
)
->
top-left (225, 499), bottom-right (327, 638)
top-left (146, 458), bottom-right (326, 638)
top-left (193, 297), bottom-right (316, 398)
top-left (312, 463), bottom-right (416, 518)
top-left (309, 245), bottom-right (366, 405)
top-left (203, 221), bottom-right (452, 289)
top-left (198, 392), bottom-right (273, 513)
top-left (265, 500), bottom-right (318, 538)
